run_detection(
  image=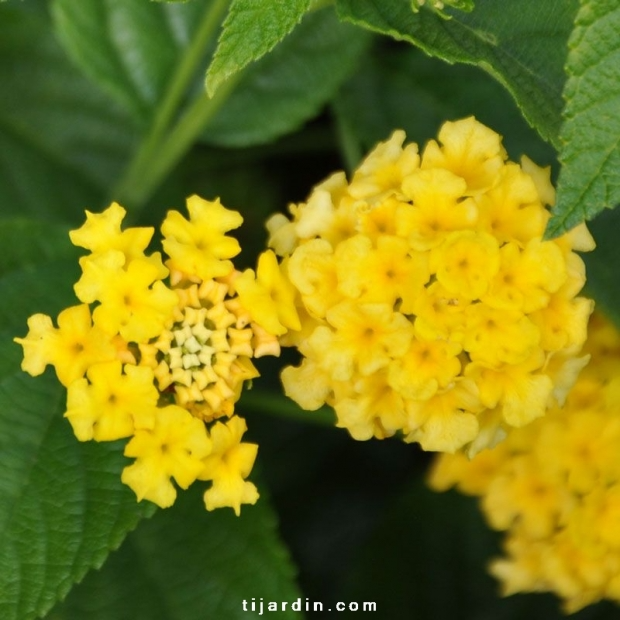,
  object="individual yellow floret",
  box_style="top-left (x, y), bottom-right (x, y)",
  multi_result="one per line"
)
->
top-left (234, 250), bottom-right (300, 336)
top-left (199, 416), bottom-right (259, 515)
top-left (286, 238), bottom-right (342, 318)
top-left (475, 163), bottom-right (548, 244)
top-left (404, 379), bottom-right (481, 452)
top-left (348, 129), bottom-right (420, 201)
top-left (69, 201), bottom-right (154, 261)
top-left (398, 168), bottom-right (478, 250)
top-left (122, 404), bottom-right (212, 508)
top-left (430, 230), bottom-right (500, 300)
top-left (162, 195), bottom-right (243, 280)
top-left (388, 337), bottom-right (462, 401)
top-left (14, 304), bottom-right (117, 387)
top-left (420, 115), bottom-right (507, 194)
top-left (334, 370), bottom-right (407, 440)
top-left (318, 301), bottom-right (414, 380)
top-left (65, 361), bottom-right (158, 441)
